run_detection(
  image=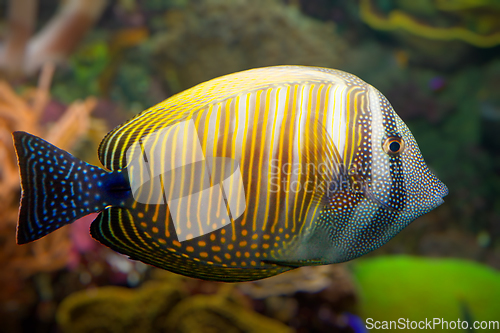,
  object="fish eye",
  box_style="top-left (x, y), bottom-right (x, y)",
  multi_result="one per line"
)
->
top-left (383, 136), bottom-right (405, 155)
